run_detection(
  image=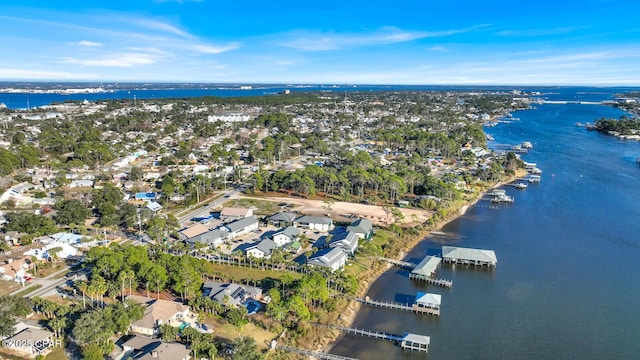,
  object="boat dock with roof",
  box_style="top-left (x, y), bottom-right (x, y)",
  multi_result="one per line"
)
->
top-left (442, 246), bottom-right (497, 267)
top-left (324, 324), bottom-right (430, 354)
